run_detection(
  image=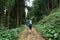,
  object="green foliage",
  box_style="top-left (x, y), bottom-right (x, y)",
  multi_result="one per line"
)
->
top-left (34, 9), bottom-right (60, 40)
top-left (0, 25), bottom-right (24, 40)
top-left (29, 0), bottom-right (59, 23)
top-left (29, 0), bottom-right (48, 23)
top-left (0, 0), bottom-right (16, 27)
